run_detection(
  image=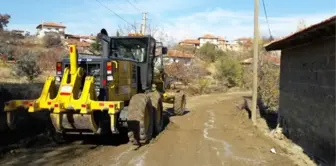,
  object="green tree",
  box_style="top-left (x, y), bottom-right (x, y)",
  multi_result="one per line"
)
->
top-left (13, 51), bottom-right (42, 82)
top-left (0, 14), bottom-right (10, 31)
top-left (197, 42), bottom-right (220, 62)
top-left (215, 56), bottom-right (243, 87)
top-left (43, 32), bottom-right (62, 48)
top-left (90, 37), bottom-right (101, 55)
